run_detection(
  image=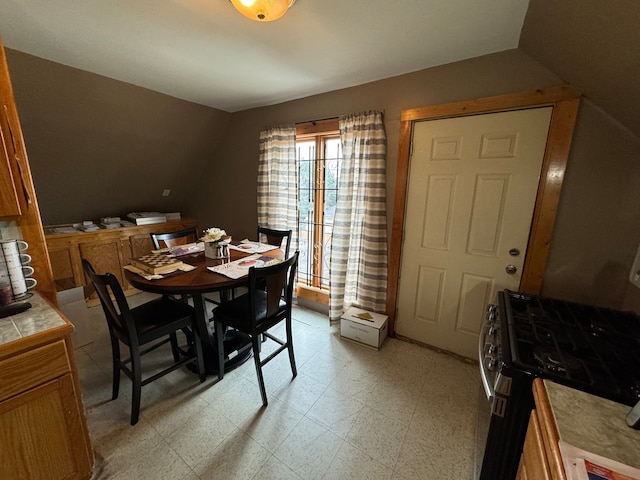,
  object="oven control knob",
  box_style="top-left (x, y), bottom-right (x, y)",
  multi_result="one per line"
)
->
top-left (485, 356), bottom-right (497, 370)
top-left (488, 325), bottom-right (498, 336)
top-left (485, 344), bottom-right (496, 355)
top-left (486, 304), bottom-right (497, 313)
